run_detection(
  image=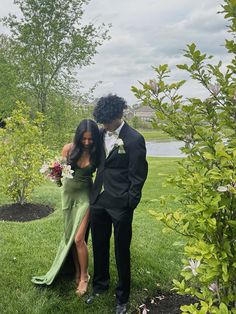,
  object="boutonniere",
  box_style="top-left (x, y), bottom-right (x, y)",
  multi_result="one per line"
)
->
top-left (115, 138), bottom-right (126, 154)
